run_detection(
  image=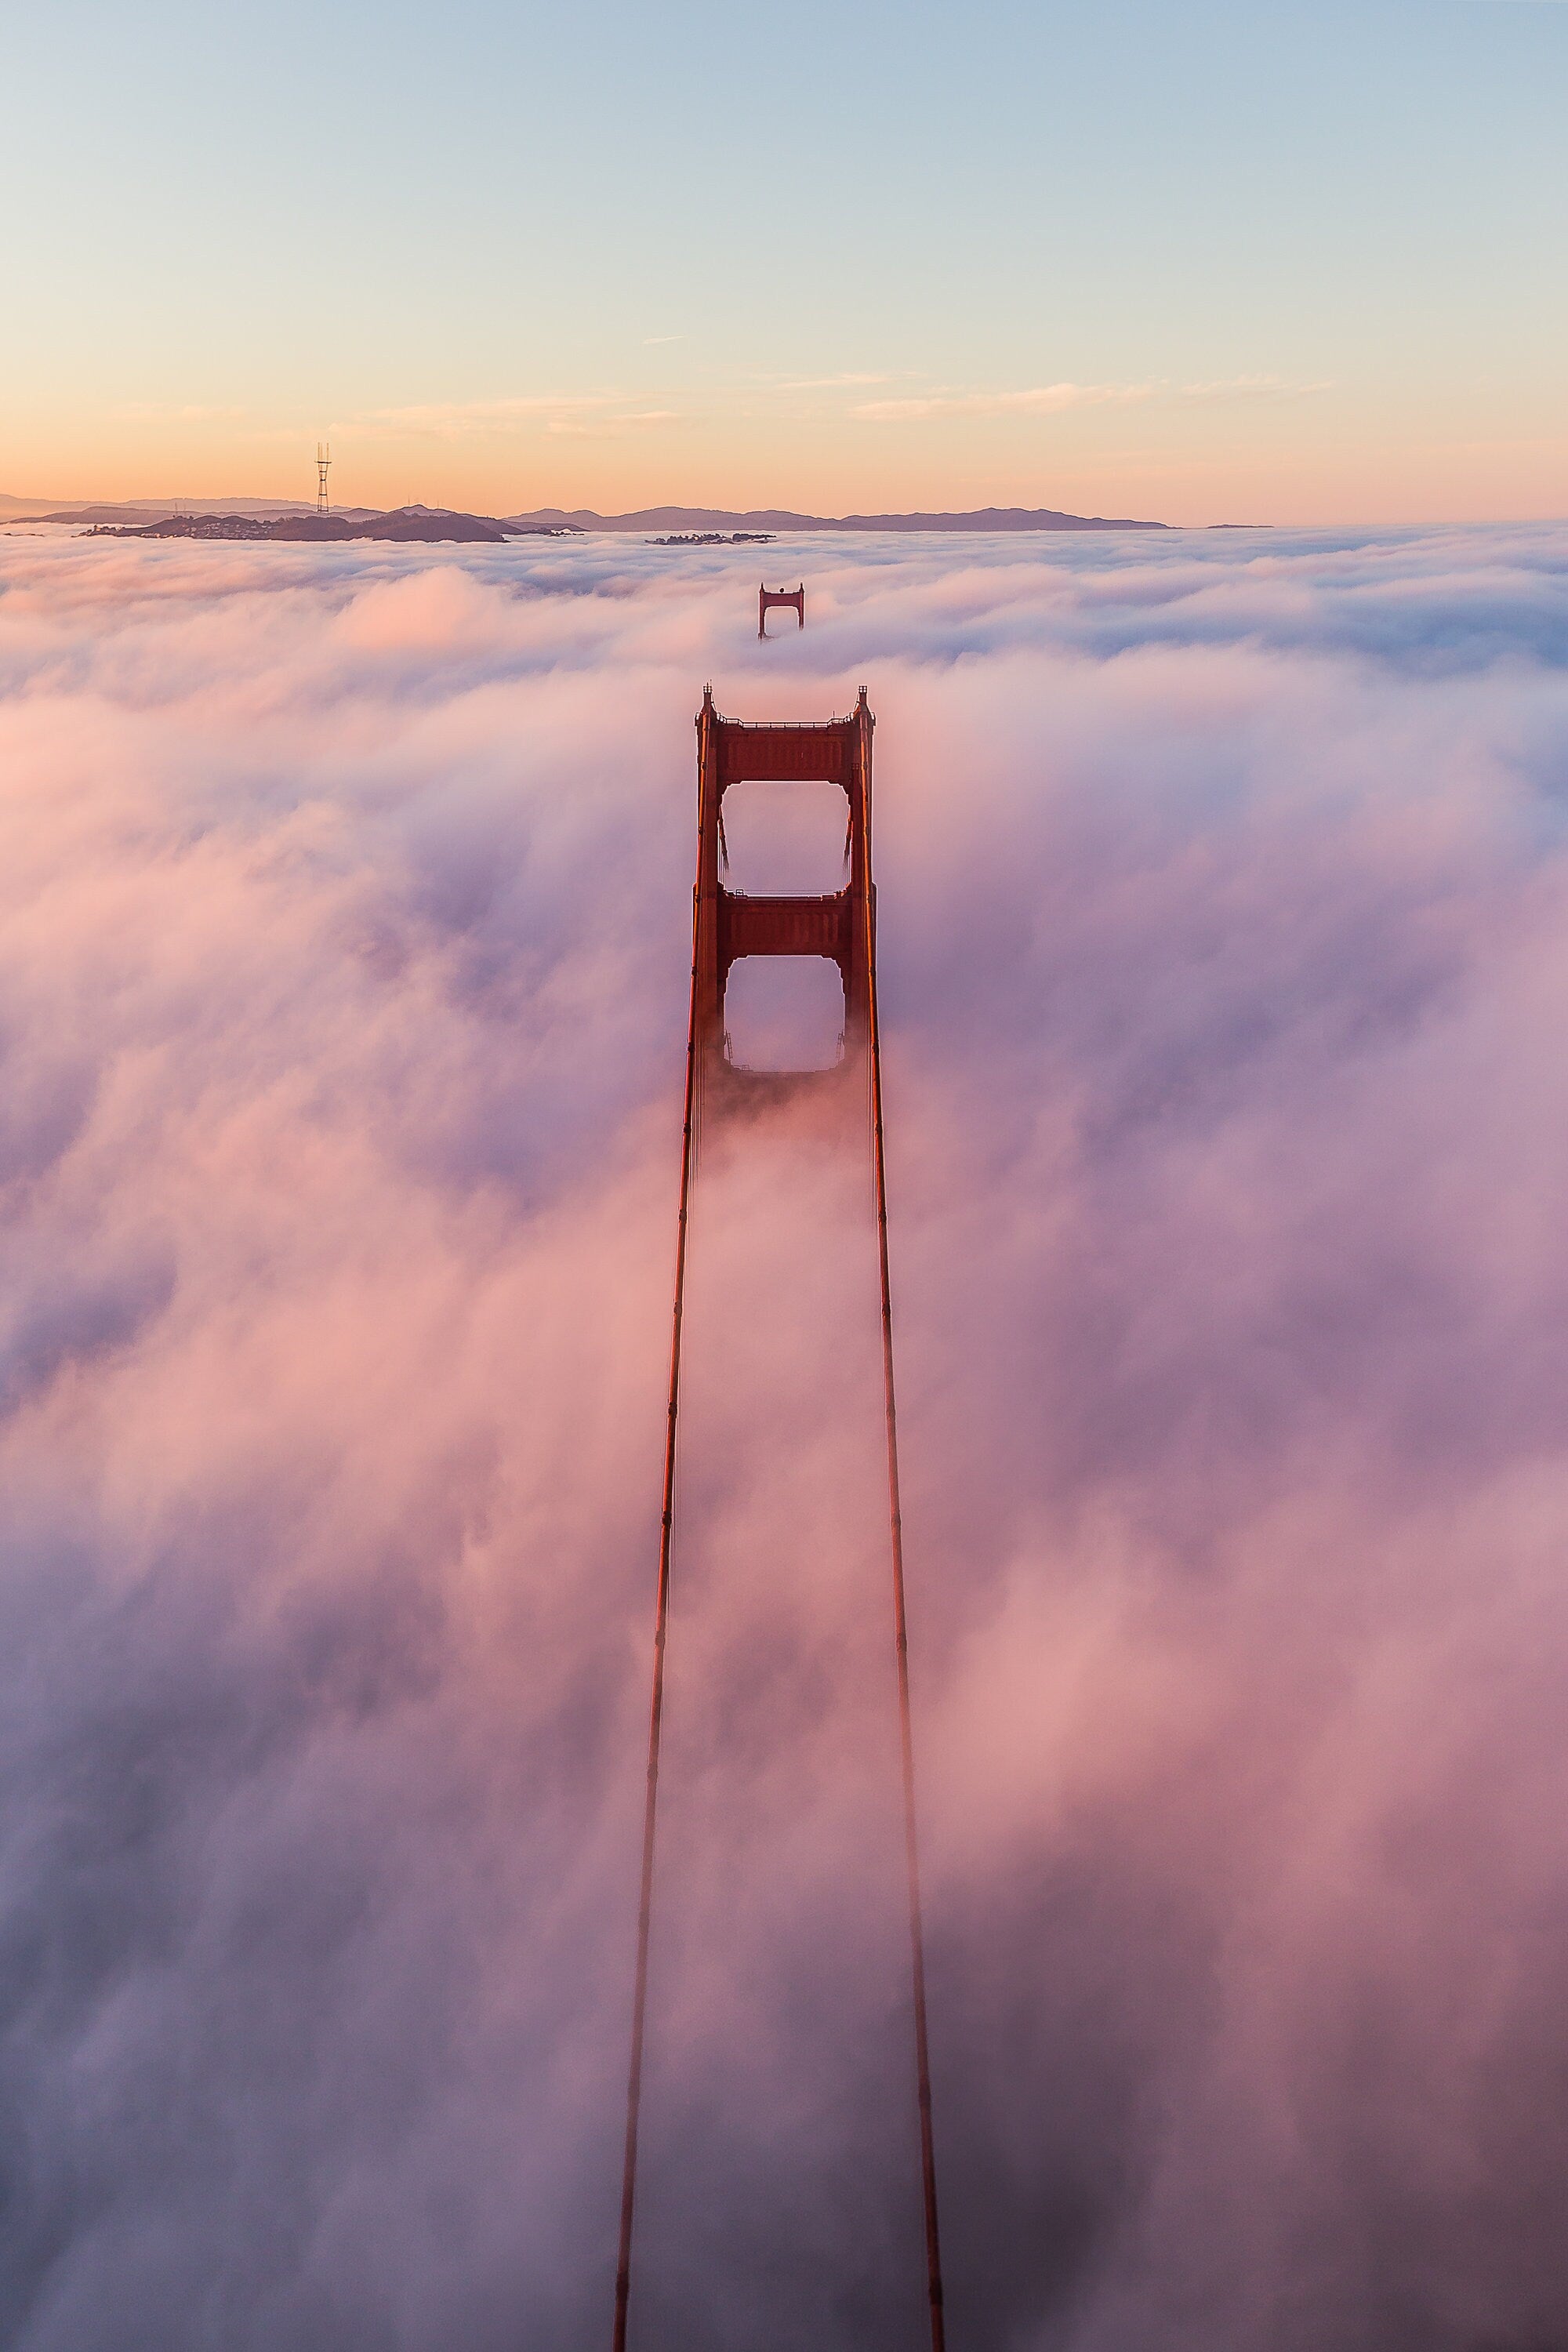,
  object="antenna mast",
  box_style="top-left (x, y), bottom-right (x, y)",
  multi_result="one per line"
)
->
top-left (316, 443), bottom-right (332, 515)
